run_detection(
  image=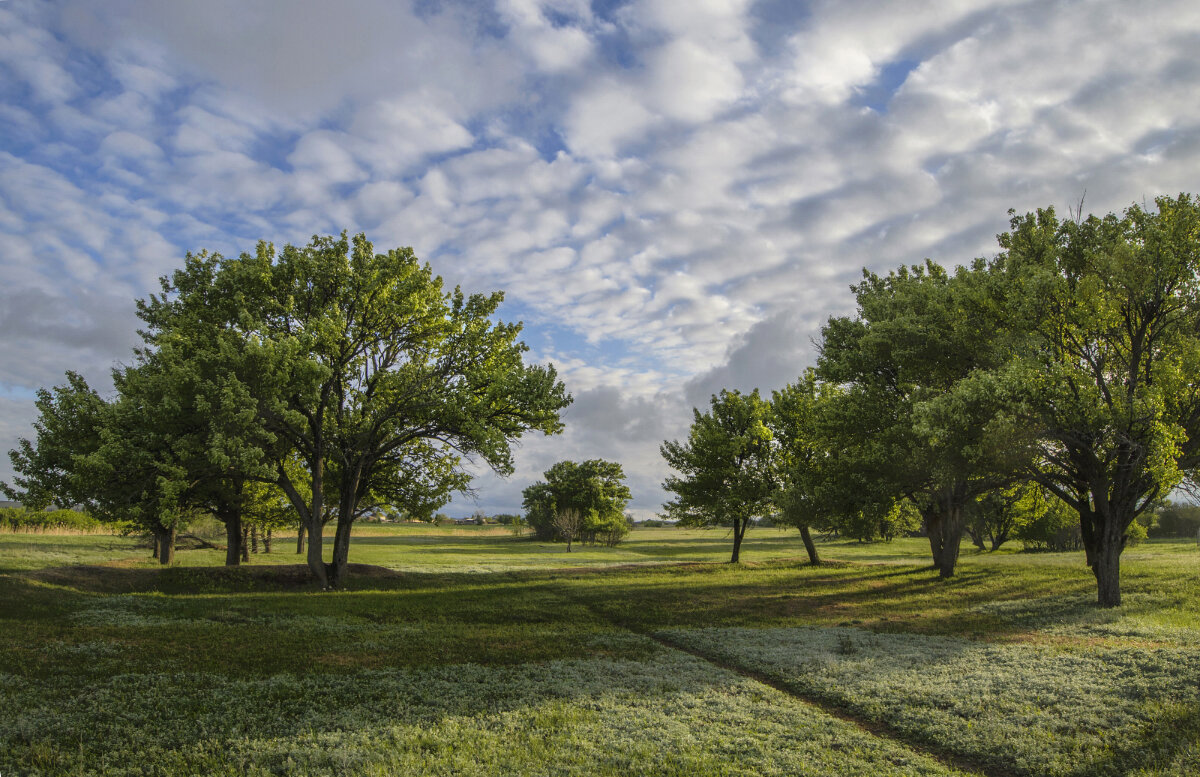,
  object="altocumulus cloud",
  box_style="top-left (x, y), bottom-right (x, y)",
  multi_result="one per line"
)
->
top-left (1, 0), bottom-right (1199, 517)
